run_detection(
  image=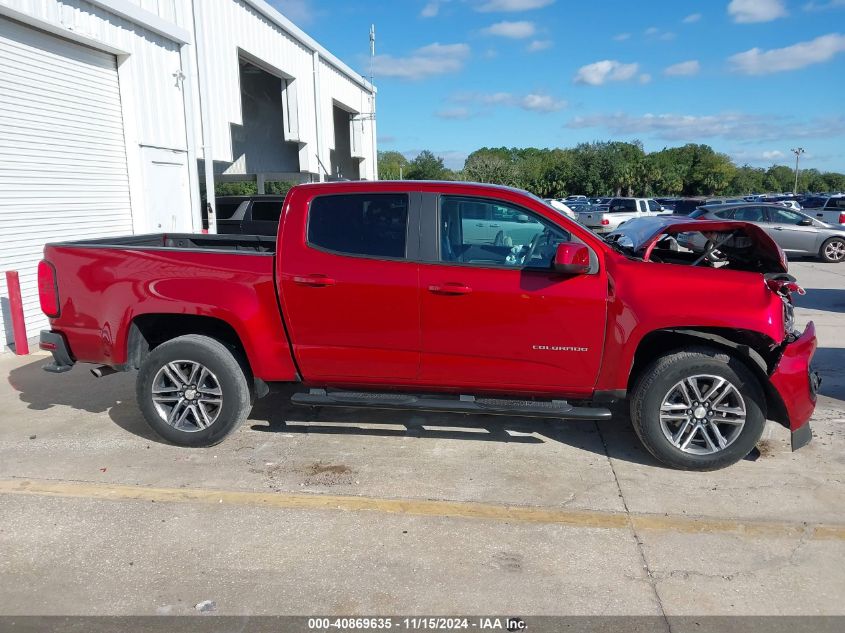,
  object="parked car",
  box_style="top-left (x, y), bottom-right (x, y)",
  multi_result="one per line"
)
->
top-left (565, 195), bottom-right (587, 201)
top-left (544, 198), bottom-right (578, 220)
top-left (655, 197), bottom-right (679, 212)
top-left (213, 195), bottom-right (286, 236)
top-left (668, 197), bottom-right (707, 215)
top-left (775, 200), bottom-right (803, 212)
top-left (684, 203), bottom-right (845, 262)
top-left (38, 181), bottom-right (817, 471)
top-left (578, 197), bottom-right (668, 233)
top-left (801, 195), bottom-right (845, 226)
top-left (704, 197), bottom-right (747, 206)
